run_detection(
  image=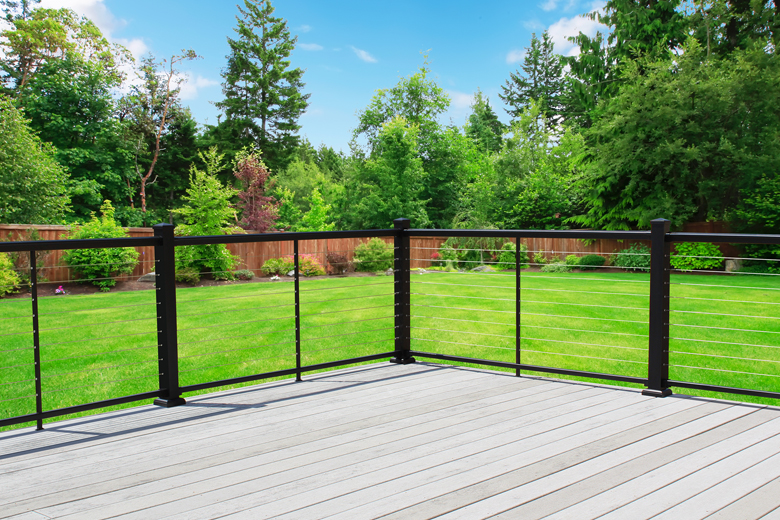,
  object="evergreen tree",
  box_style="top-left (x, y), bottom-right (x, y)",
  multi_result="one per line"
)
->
top-left (465, 89), bottom-right (504, 153)
top-left (215, 0), bottom-right (310, 174)
top-left (500, 31), bottom-right (564, 129)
